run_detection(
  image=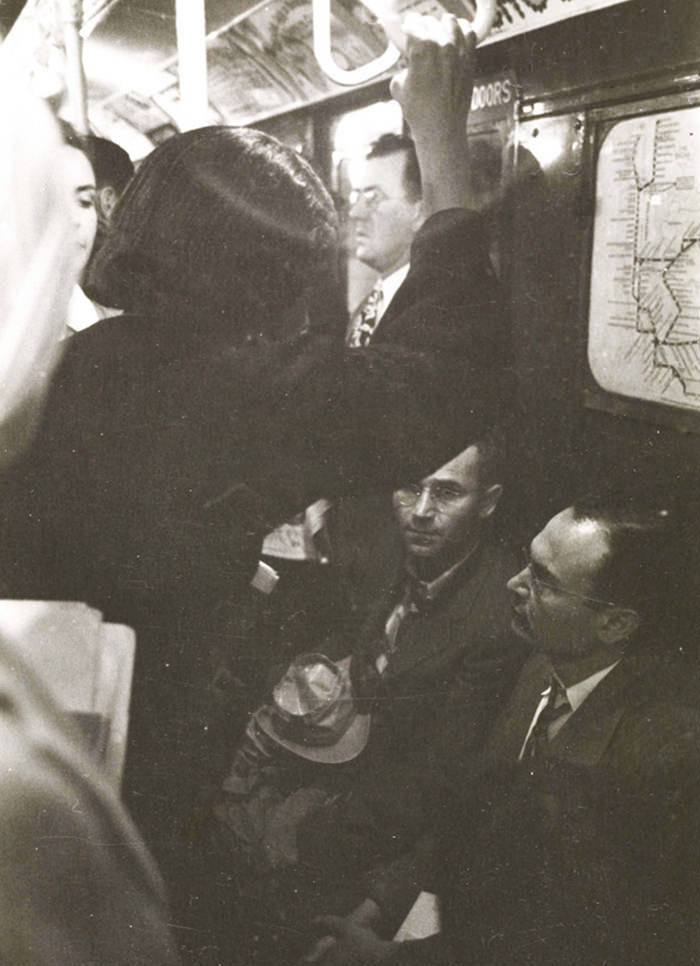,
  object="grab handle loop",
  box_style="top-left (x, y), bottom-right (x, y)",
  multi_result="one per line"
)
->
top-left (312, 0), bottom-right (497, 87)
